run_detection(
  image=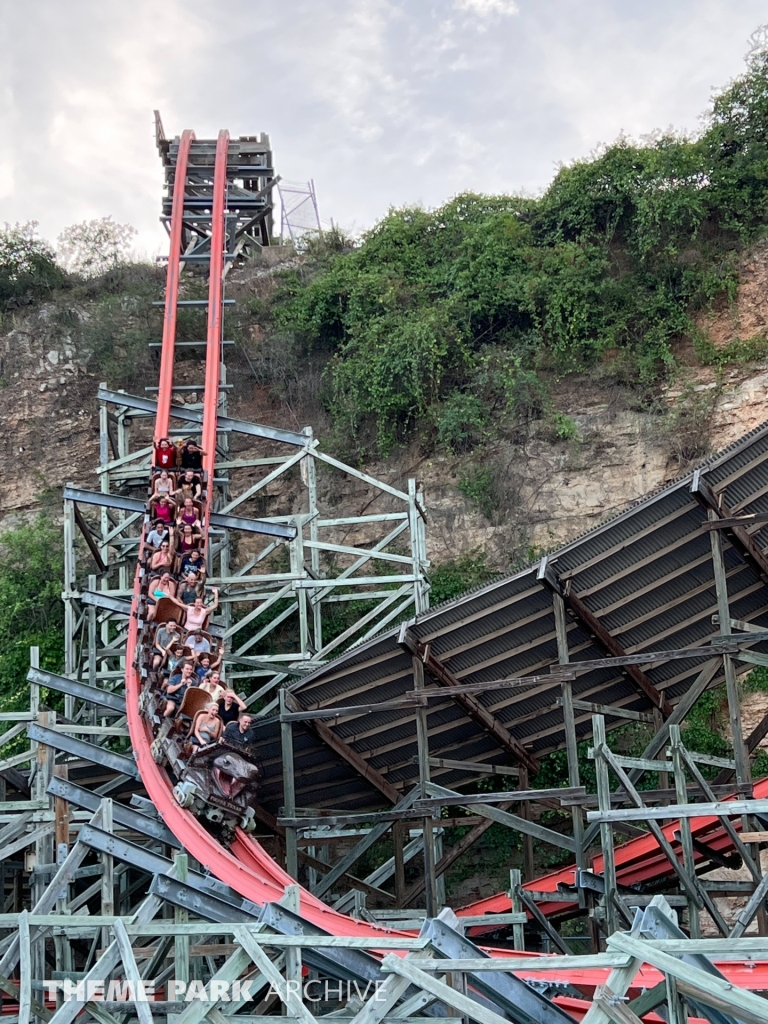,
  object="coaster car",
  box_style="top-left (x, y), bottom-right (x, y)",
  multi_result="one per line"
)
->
top-left (171, 738), bottom-right (260, 834)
